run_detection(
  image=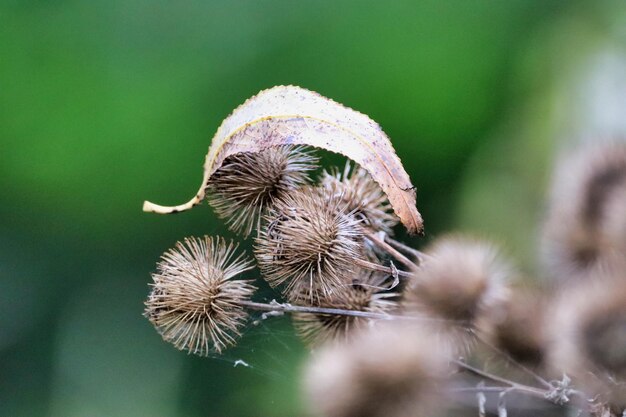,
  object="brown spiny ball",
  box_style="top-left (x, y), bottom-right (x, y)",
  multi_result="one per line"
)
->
top-left (304, 322), bottom-right (449, 417)
top-left (403, 235), bottom-right (510, 351)
top-left (207, 145), bottom-right (319, 237)
top-left (487, 287), bottom-right (547, 366)
top-left (548, 263), bottom-right (626, 406)
top-left (542, 141), bottom-right (626, 283)
top-left (320, 163), bottom-right (399, 235)
top-left (293, 271), bottom-right (398, 346)
top-left (255, 186), bottom-right (366, 300)
top-left (145, 236), bottom-right (256, 355)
